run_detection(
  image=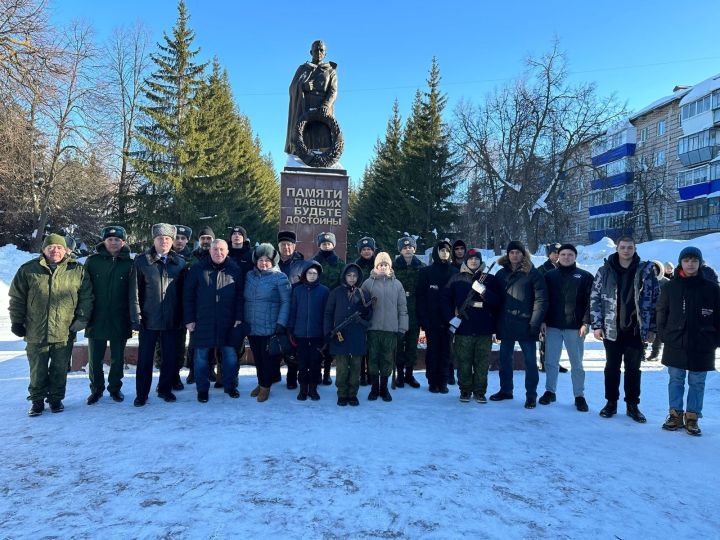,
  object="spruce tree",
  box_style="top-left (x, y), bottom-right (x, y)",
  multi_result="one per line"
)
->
top-left (131, 0), bottom-right (206, 238)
